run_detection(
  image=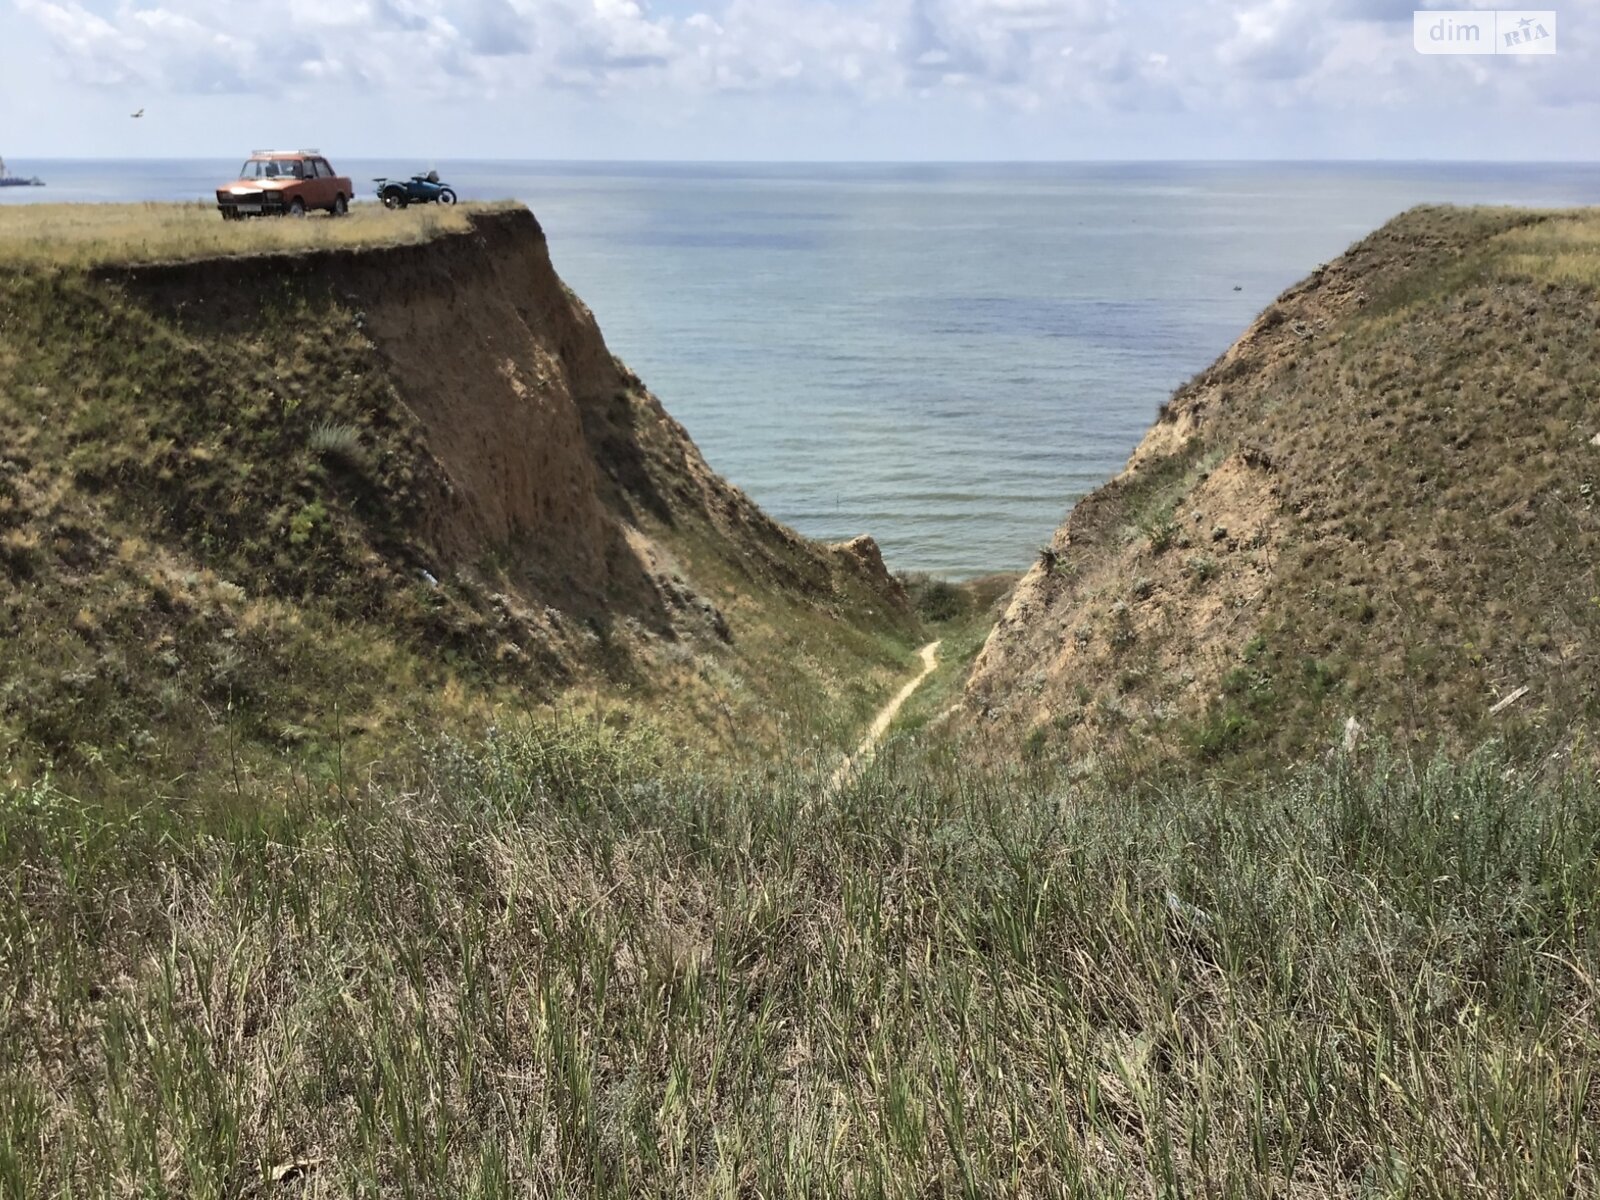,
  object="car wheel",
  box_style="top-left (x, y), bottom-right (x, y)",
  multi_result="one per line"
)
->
top-left (287, 198), bottom-right (307, 218)
top-left (332, 194), bottom-right (348, 217)
top-left (438, 188), bottom-right (457, 206)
